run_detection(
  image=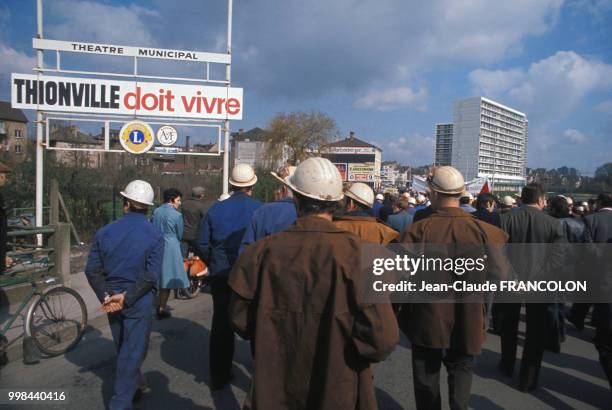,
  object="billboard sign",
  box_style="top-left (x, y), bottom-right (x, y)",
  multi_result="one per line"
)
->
top-left (348, 163), bottom-right (375, 182)
top-left (324, 146), bottom-right (376, 155)
top-left (333, 163), bottom-right (348, 181)
top-left (11, 73), bottom-right (243, 120)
